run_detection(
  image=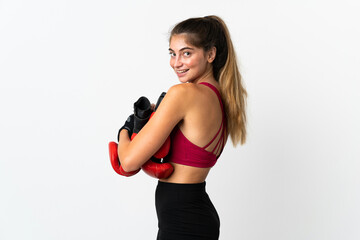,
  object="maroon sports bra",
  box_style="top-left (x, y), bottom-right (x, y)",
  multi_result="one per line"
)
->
top-left (164, 82), bottom-right (226, 168)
